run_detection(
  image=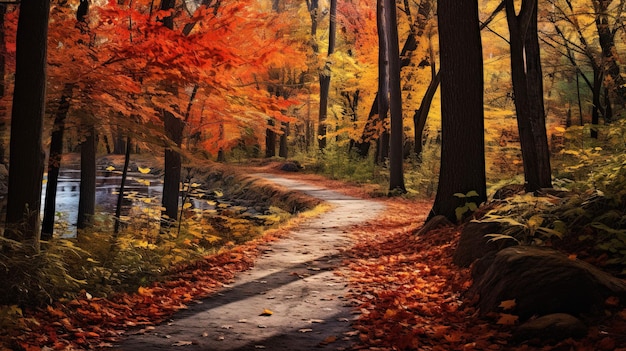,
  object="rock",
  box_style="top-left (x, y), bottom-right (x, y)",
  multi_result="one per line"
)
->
top-left (452, 221), bottom-right (516, 267)
top-left (492, 184), bottom-right (525, 200)
top-left (279, 162), bottom-right (302, 172)
top-left (416, 215), bottom-right (453, 236)
top-left (471, 246), bottom-right (626, 320)
top-left (512, 313), bottom-right (587, 344)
